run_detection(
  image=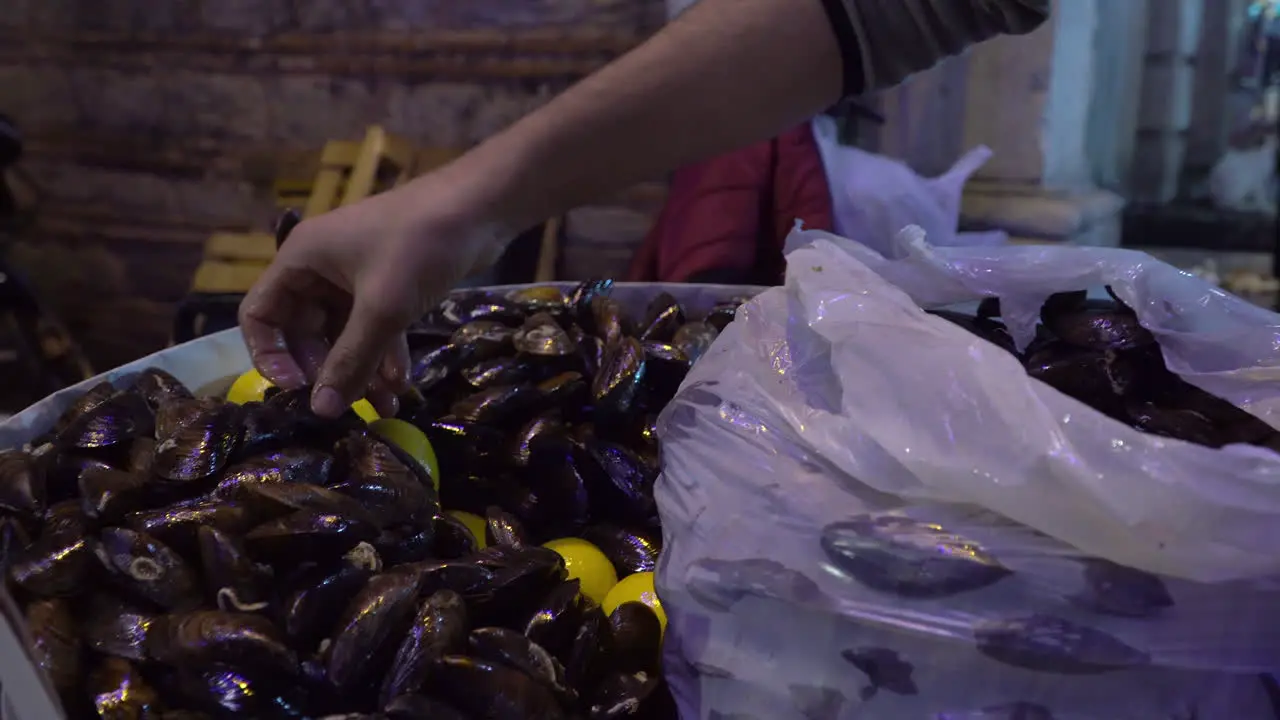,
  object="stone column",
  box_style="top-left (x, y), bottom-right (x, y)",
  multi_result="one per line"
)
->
top-left (958, 0), bottom-right (1128, 246)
